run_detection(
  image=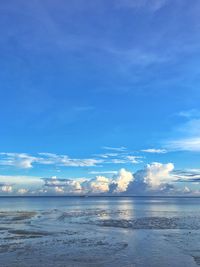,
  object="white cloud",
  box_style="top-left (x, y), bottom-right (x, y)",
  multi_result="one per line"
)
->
top-left (0, 152), bottom-right (103, 169)
top-left (0, 175), bottom-right (43, 186)
top-left (186, 168), bottom-right (200, 173)
top-left (135, 162), bottom-right (174, 188)
top-left (1, 185), bottom-right (12, 193)
top-left (0, 153), bottom-right (37, 169)
top-left (166, 137), bottom-right (200, 152)
top-left (60, 158), bottom-right (102, 167)
top-left (89, 171), bottom-right (118, 175)
top-left (127, 162), bottom-right (175, 194)
top-left (39, 153), bottom-right (104, 167)
top-left (171, 169), bottom-right (200, 183)
top-left (82, 176), bottom-right (110, 193)
top-left (0, 150), bottom-right (145, 170)
top-left (82, 169), bottom-right (133, 194)
top-left (125, 155), bottom-right (143, 163)
top-left (106, 155), bottom-right (143, 164)
top-left (96, 153), bottom-right (119, 158)
top-left (109, 159), bottom-right (127, 164)
top-left (55, 186), bottom-right (65, 193)
top-left (141, 148), bottom-right (167, 154)
top-left (102, 146), bottom-right (127, 152)
top-left (164, 110), bottom-right (200, 152)
top-left (0, 163), bottom-right (199, 196)
top-left (183, 186), bottom-right (191, 194)
top-left (18, 188), bottom-right (28, 194)
top-left (112, 168), bottom-right (134, 193)
top-left (43, 177), bottom-right (82, 194)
